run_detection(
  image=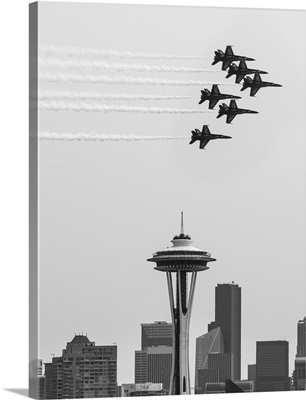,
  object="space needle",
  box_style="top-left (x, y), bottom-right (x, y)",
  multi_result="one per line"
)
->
top-left (147, 212), bottom-right (216, 395)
